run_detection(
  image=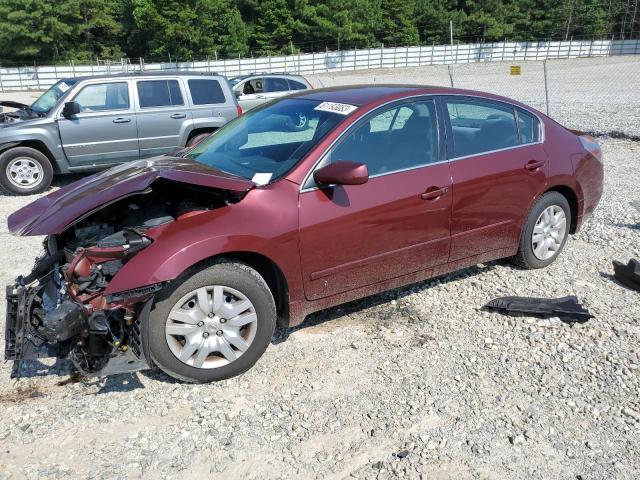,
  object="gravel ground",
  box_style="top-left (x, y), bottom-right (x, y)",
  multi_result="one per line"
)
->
top-left (0, 60), bottom-right (639, 479)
